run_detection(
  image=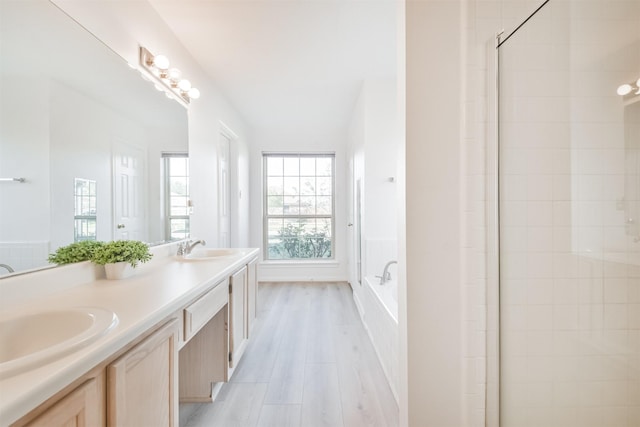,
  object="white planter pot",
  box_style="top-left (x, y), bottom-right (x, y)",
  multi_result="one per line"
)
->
top-left (104, 262), bottom-right (136, 280)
